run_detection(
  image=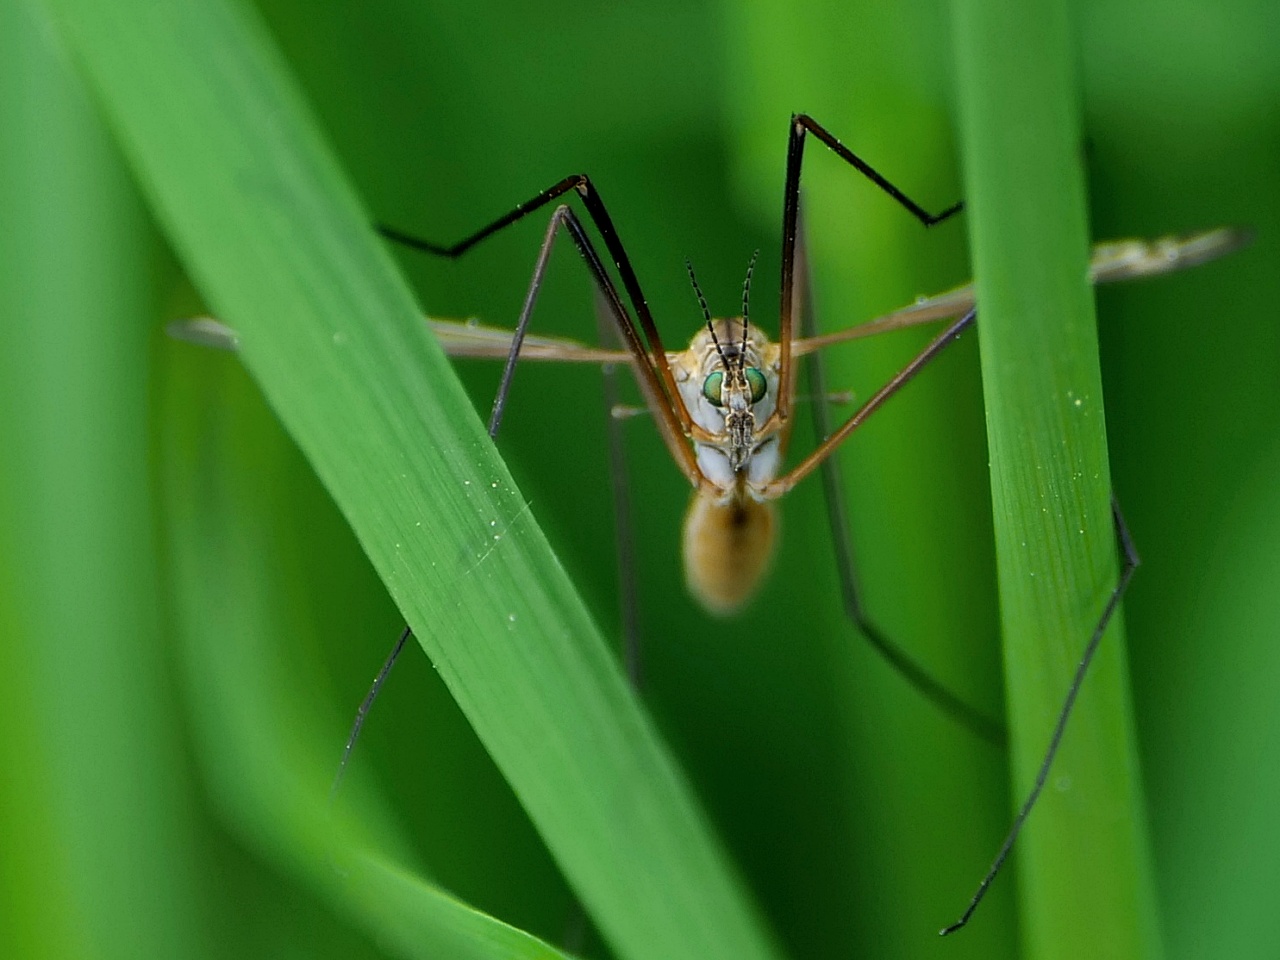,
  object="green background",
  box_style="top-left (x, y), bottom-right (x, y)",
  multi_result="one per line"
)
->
top-left (1, 0), bottom-right (1276, 958)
